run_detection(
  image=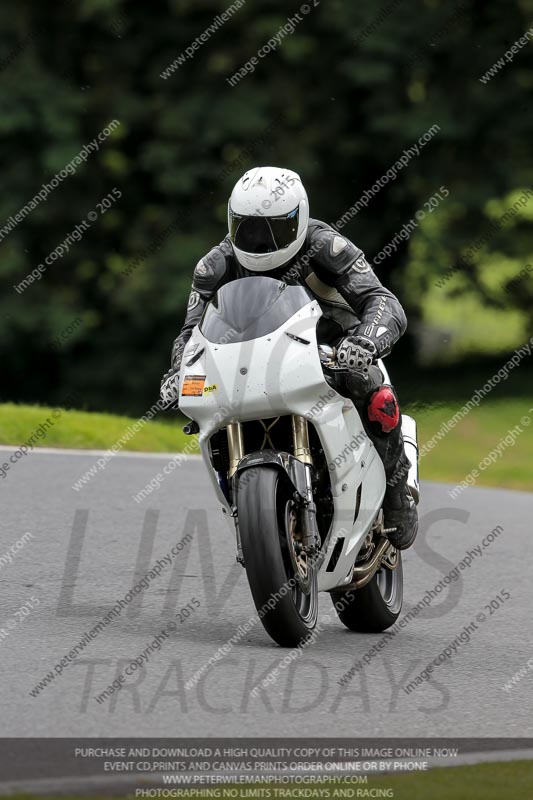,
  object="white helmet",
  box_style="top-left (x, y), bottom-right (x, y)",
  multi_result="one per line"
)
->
top-left (228, 166), bottom-right (309, 272)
